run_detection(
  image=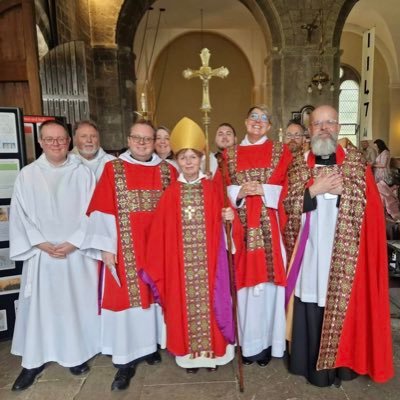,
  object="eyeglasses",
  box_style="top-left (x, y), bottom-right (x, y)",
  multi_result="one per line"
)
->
top-left (249, 112), bottom-right (269, 123)
top-left (41, 137), bottom-right (69, 145)
top-left (285, 133), bottom-right (305, 139)
top-left (129, 135), bottom-right (154, 144)
top-left (310, 119), bottom-right (338, 129)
